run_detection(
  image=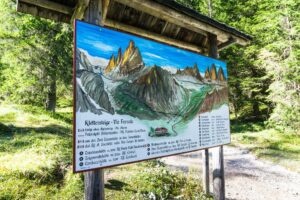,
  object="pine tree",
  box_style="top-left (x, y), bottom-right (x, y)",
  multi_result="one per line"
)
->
top-left (0, 0), bottom-right (73, 112)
